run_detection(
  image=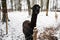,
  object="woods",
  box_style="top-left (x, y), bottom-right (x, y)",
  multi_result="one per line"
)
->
top-left (0, 0), bottom-right (60, 40)
top-left (0, 0), bottom-right (53, 17)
